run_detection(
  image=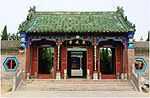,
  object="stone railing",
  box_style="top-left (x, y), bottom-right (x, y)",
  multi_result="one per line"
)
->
top-left (131, 65), bottom-right (142, 92)
top-left (12, 69), bottom-right (23, 91)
